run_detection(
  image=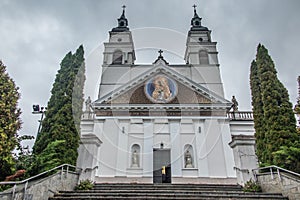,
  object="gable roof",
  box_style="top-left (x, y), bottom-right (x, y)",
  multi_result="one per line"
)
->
top-left (93, 64), bottom-right (231, 107)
